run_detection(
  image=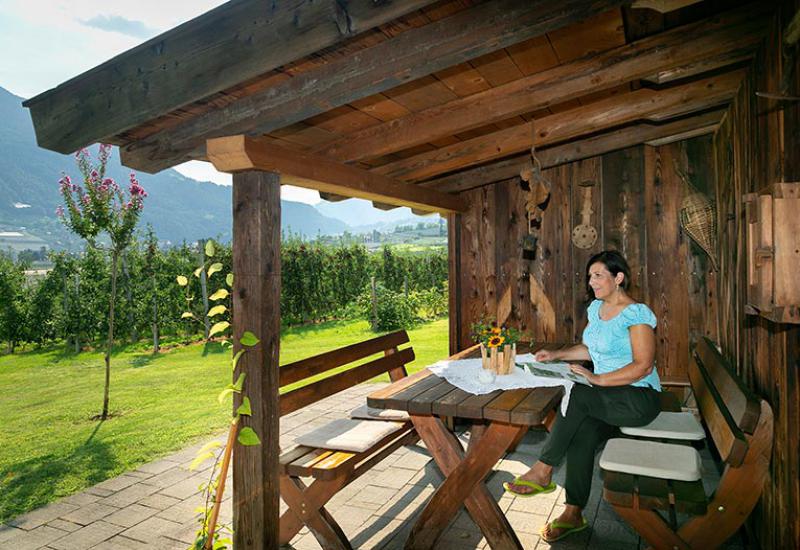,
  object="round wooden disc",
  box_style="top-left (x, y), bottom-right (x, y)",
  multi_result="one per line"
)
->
top-left (572, 224), bottom-right (598, 249)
